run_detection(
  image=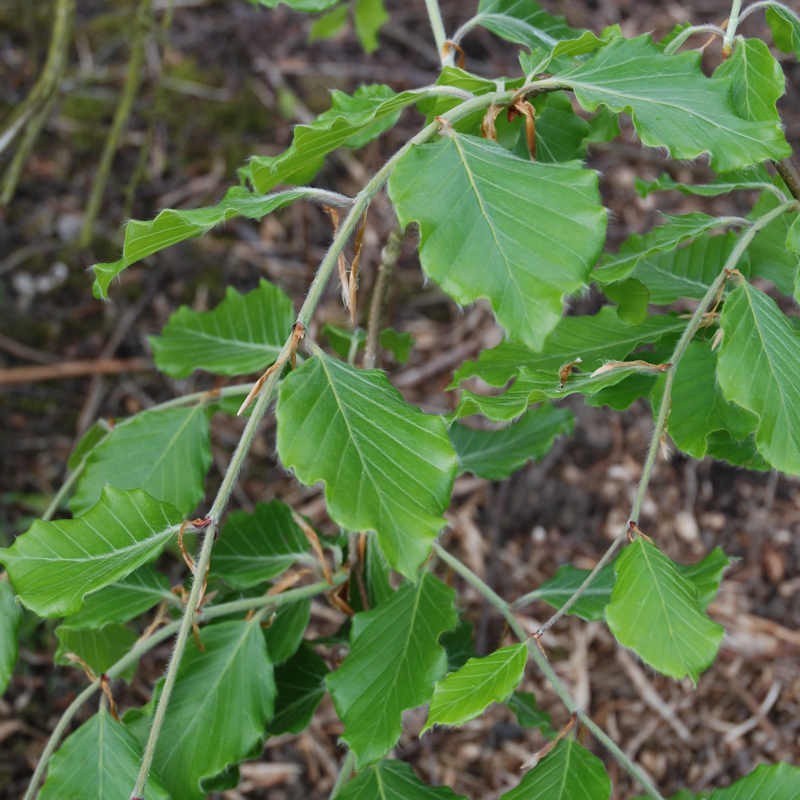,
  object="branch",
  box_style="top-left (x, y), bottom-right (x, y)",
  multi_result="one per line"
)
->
top-left (533, 198), bottom-right (799, 635)
top-left (423, 0), bottom-right (448, 65)
top-left (430, 542), bottom-right (666, 800)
